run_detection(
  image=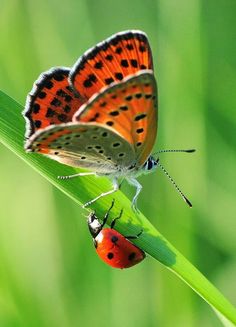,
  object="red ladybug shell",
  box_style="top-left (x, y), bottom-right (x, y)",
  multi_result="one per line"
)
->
top-left (94, 228), bottom-right (145, 269)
